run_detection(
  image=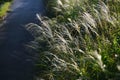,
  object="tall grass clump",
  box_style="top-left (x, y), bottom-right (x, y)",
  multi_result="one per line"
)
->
top-left (46, 0), bottom-right (84, 18)
top-left (26, 0), bottom-right (120, 80)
